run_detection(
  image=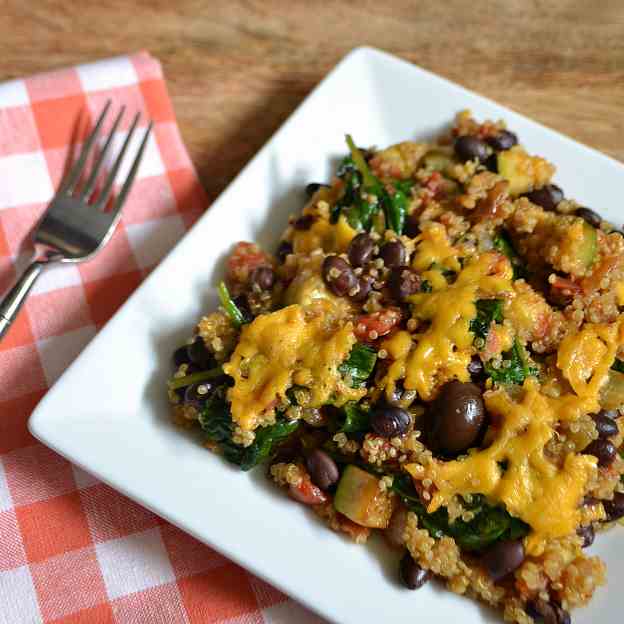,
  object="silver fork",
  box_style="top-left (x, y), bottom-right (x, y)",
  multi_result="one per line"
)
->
top-left (0, 100), bottom-right (153, 341)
